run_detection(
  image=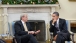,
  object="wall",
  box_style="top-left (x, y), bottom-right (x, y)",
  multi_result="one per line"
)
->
top-left (57, 0), bottom-right (76, 20)
top-left (0, 8), bottom-right (4, 34)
